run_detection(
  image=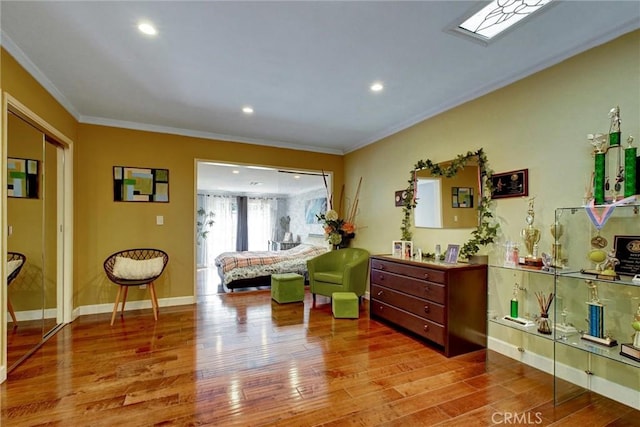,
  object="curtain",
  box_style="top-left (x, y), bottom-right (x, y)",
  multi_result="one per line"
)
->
top-left (204, 194), bottom-right (237, 267)
top-left (247, 197), bottom-right (278, 251)
top-left (236, 196), bottom-right (248, 251)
